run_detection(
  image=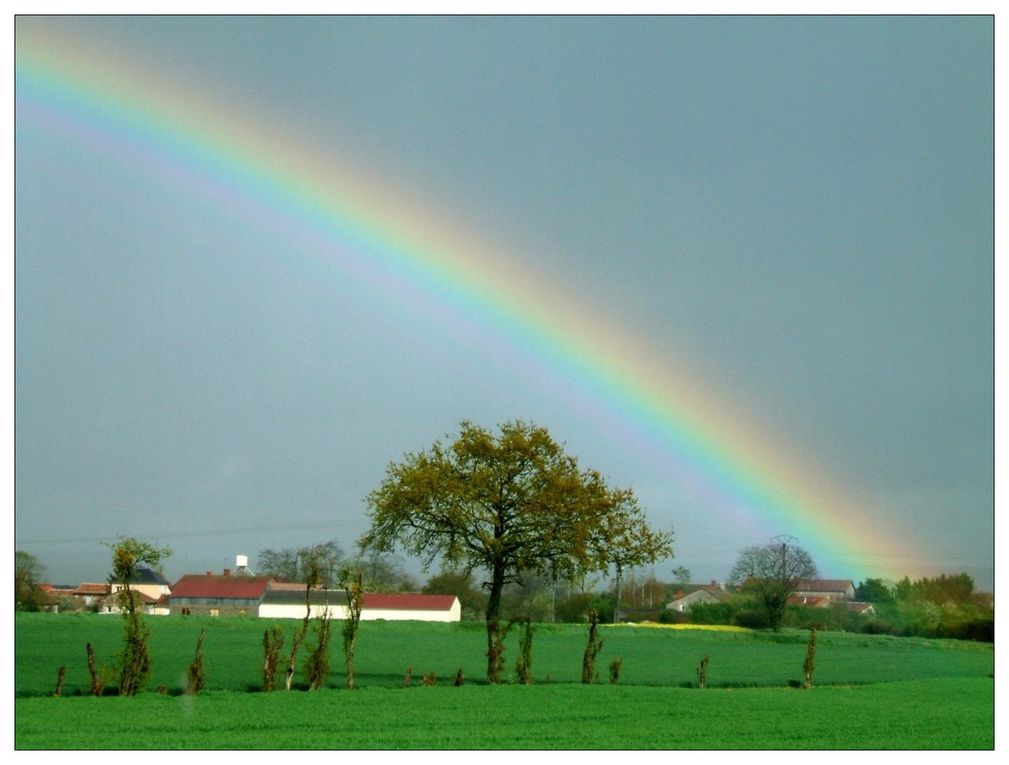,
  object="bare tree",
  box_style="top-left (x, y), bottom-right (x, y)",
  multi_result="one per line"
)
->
top-left (728, 536), bottom-right (817, 631)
